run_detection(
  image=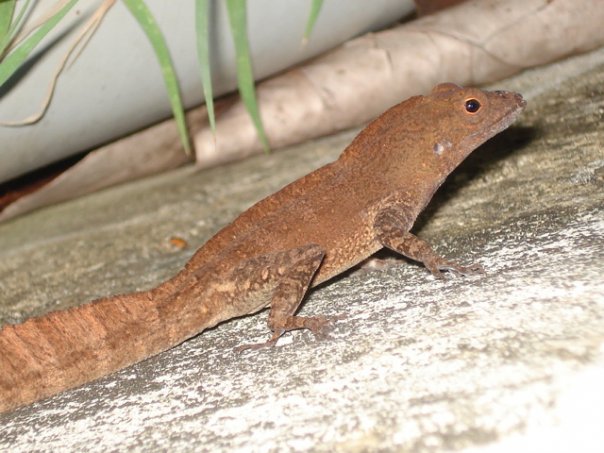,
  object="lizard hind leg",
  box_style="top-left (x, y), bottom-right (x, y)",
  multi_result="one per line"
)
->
top-left (236, 243), bottom-right (335, 352)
